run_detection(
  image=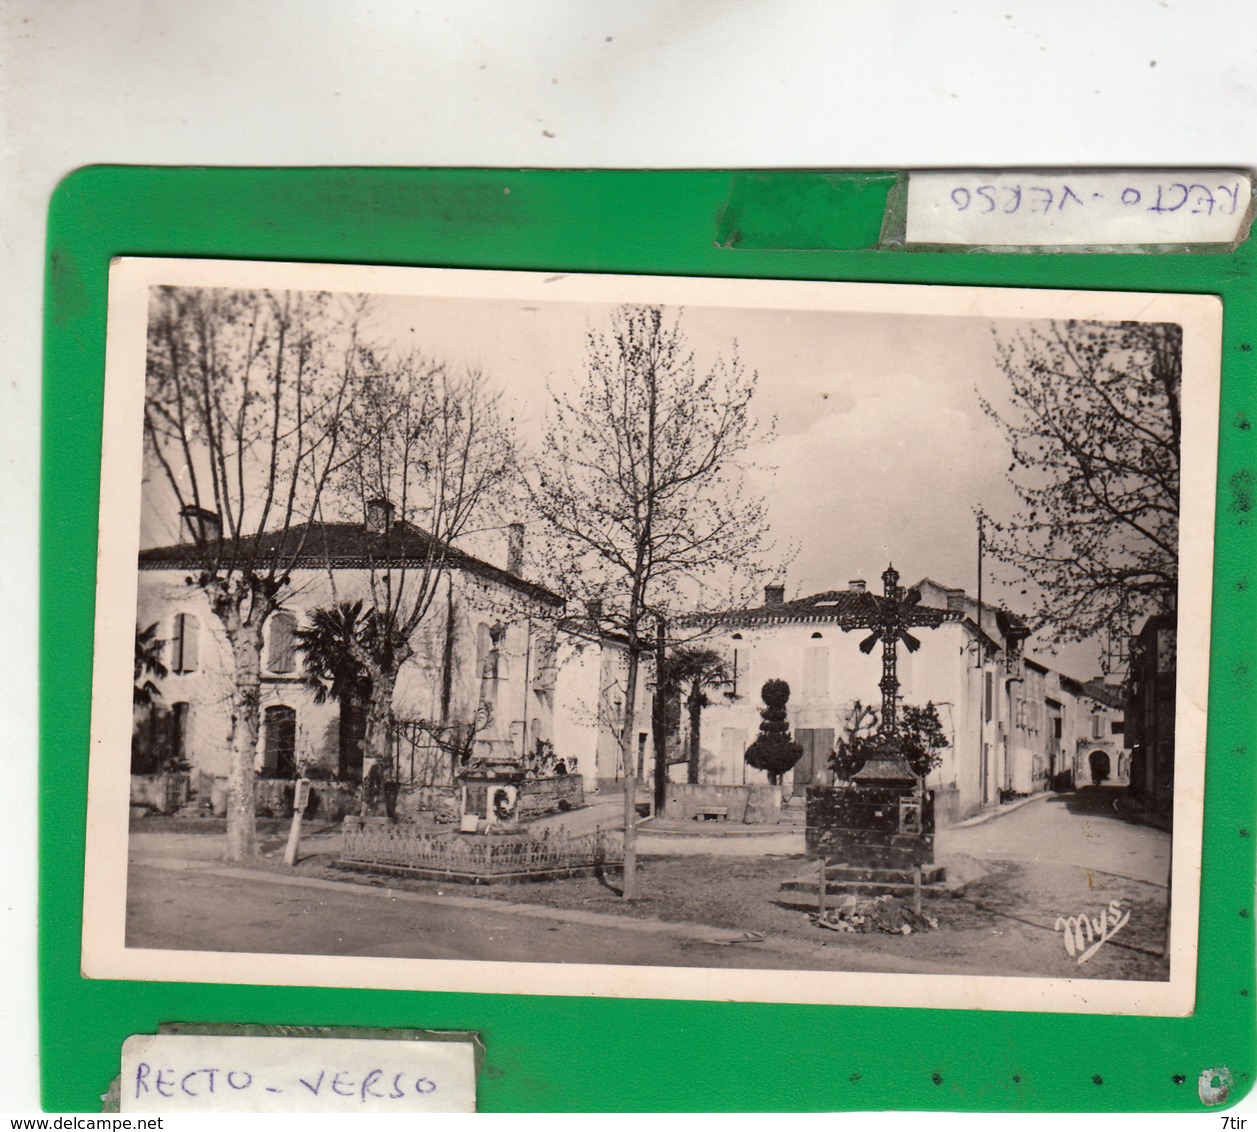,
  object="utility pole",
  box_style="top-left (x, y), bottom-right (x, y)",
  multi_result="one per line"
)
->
top-left (975, 510), bottom-right (984, 667)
